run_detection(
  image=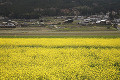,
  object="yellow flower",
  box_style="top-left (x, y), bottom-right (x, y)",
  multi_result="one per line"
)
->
top-left (0, 38), bottom-right (120, 79)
